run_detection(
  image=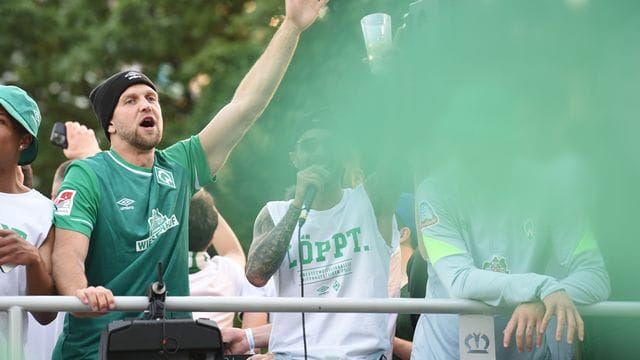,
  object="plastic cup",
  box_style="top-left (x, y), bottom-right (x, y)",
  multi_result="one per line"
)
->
top-left (361, 13), bottom-right (393, 73)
